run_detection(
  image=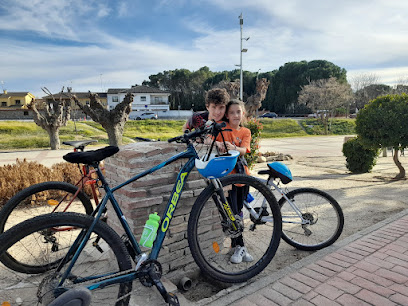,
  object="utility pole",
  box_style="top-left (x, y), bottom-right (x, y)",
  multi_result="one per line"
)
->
top-left (238, 13), bottom-right (249, 101)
